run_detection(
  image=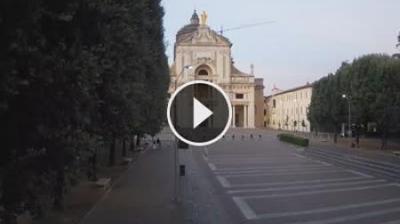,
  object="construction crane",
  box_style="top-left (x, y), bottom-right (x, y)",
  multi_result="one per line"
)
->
top-left (218, 20), bottom-right (276, 35)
